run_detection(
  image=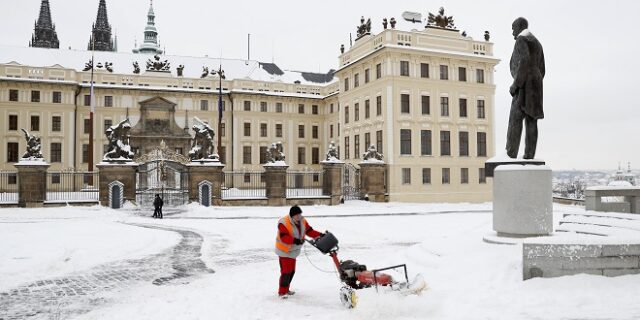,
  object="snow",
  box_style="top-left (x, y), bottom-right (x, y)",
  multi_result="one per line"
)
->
top-left (606, 180), bottom-right (633, 187)
top-left (263, 161), bottom-right (288, 167)
top-left (495, 164), bottom-right (551, 171)
top-left (2, 202), bottom-right (640, 319)
top-left (361, 159), bottom-right (385, 164)
top-left (486, 151), bottom-right (545, 163)
top-left (321, 158), bottom-right (343, 164)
